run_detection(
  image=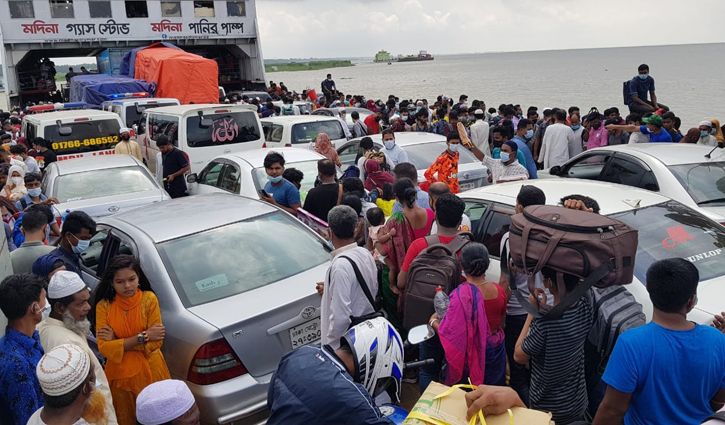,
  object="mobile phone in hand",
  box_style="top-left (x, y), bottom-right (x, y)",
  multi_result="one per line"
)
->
top-left (258, 189), bottom-right (269, 198)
